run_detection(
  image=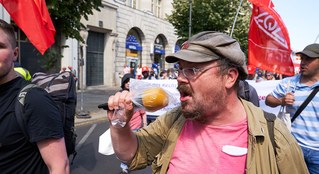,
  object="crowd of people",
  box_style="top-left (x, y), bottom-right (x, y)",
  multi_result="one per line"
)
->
top-left (120, 64), bottom-right (178, 81)
top-left (121, 59), bottom-right (289, 85)
top-left (246, 69), bottom-right (284, 82)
